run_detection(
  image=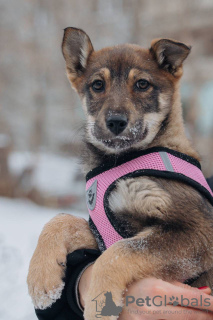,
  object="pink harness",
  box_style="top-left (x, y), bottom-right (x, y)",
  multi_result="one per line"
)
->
top-left (86, 147), bottom-right (213, 252)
